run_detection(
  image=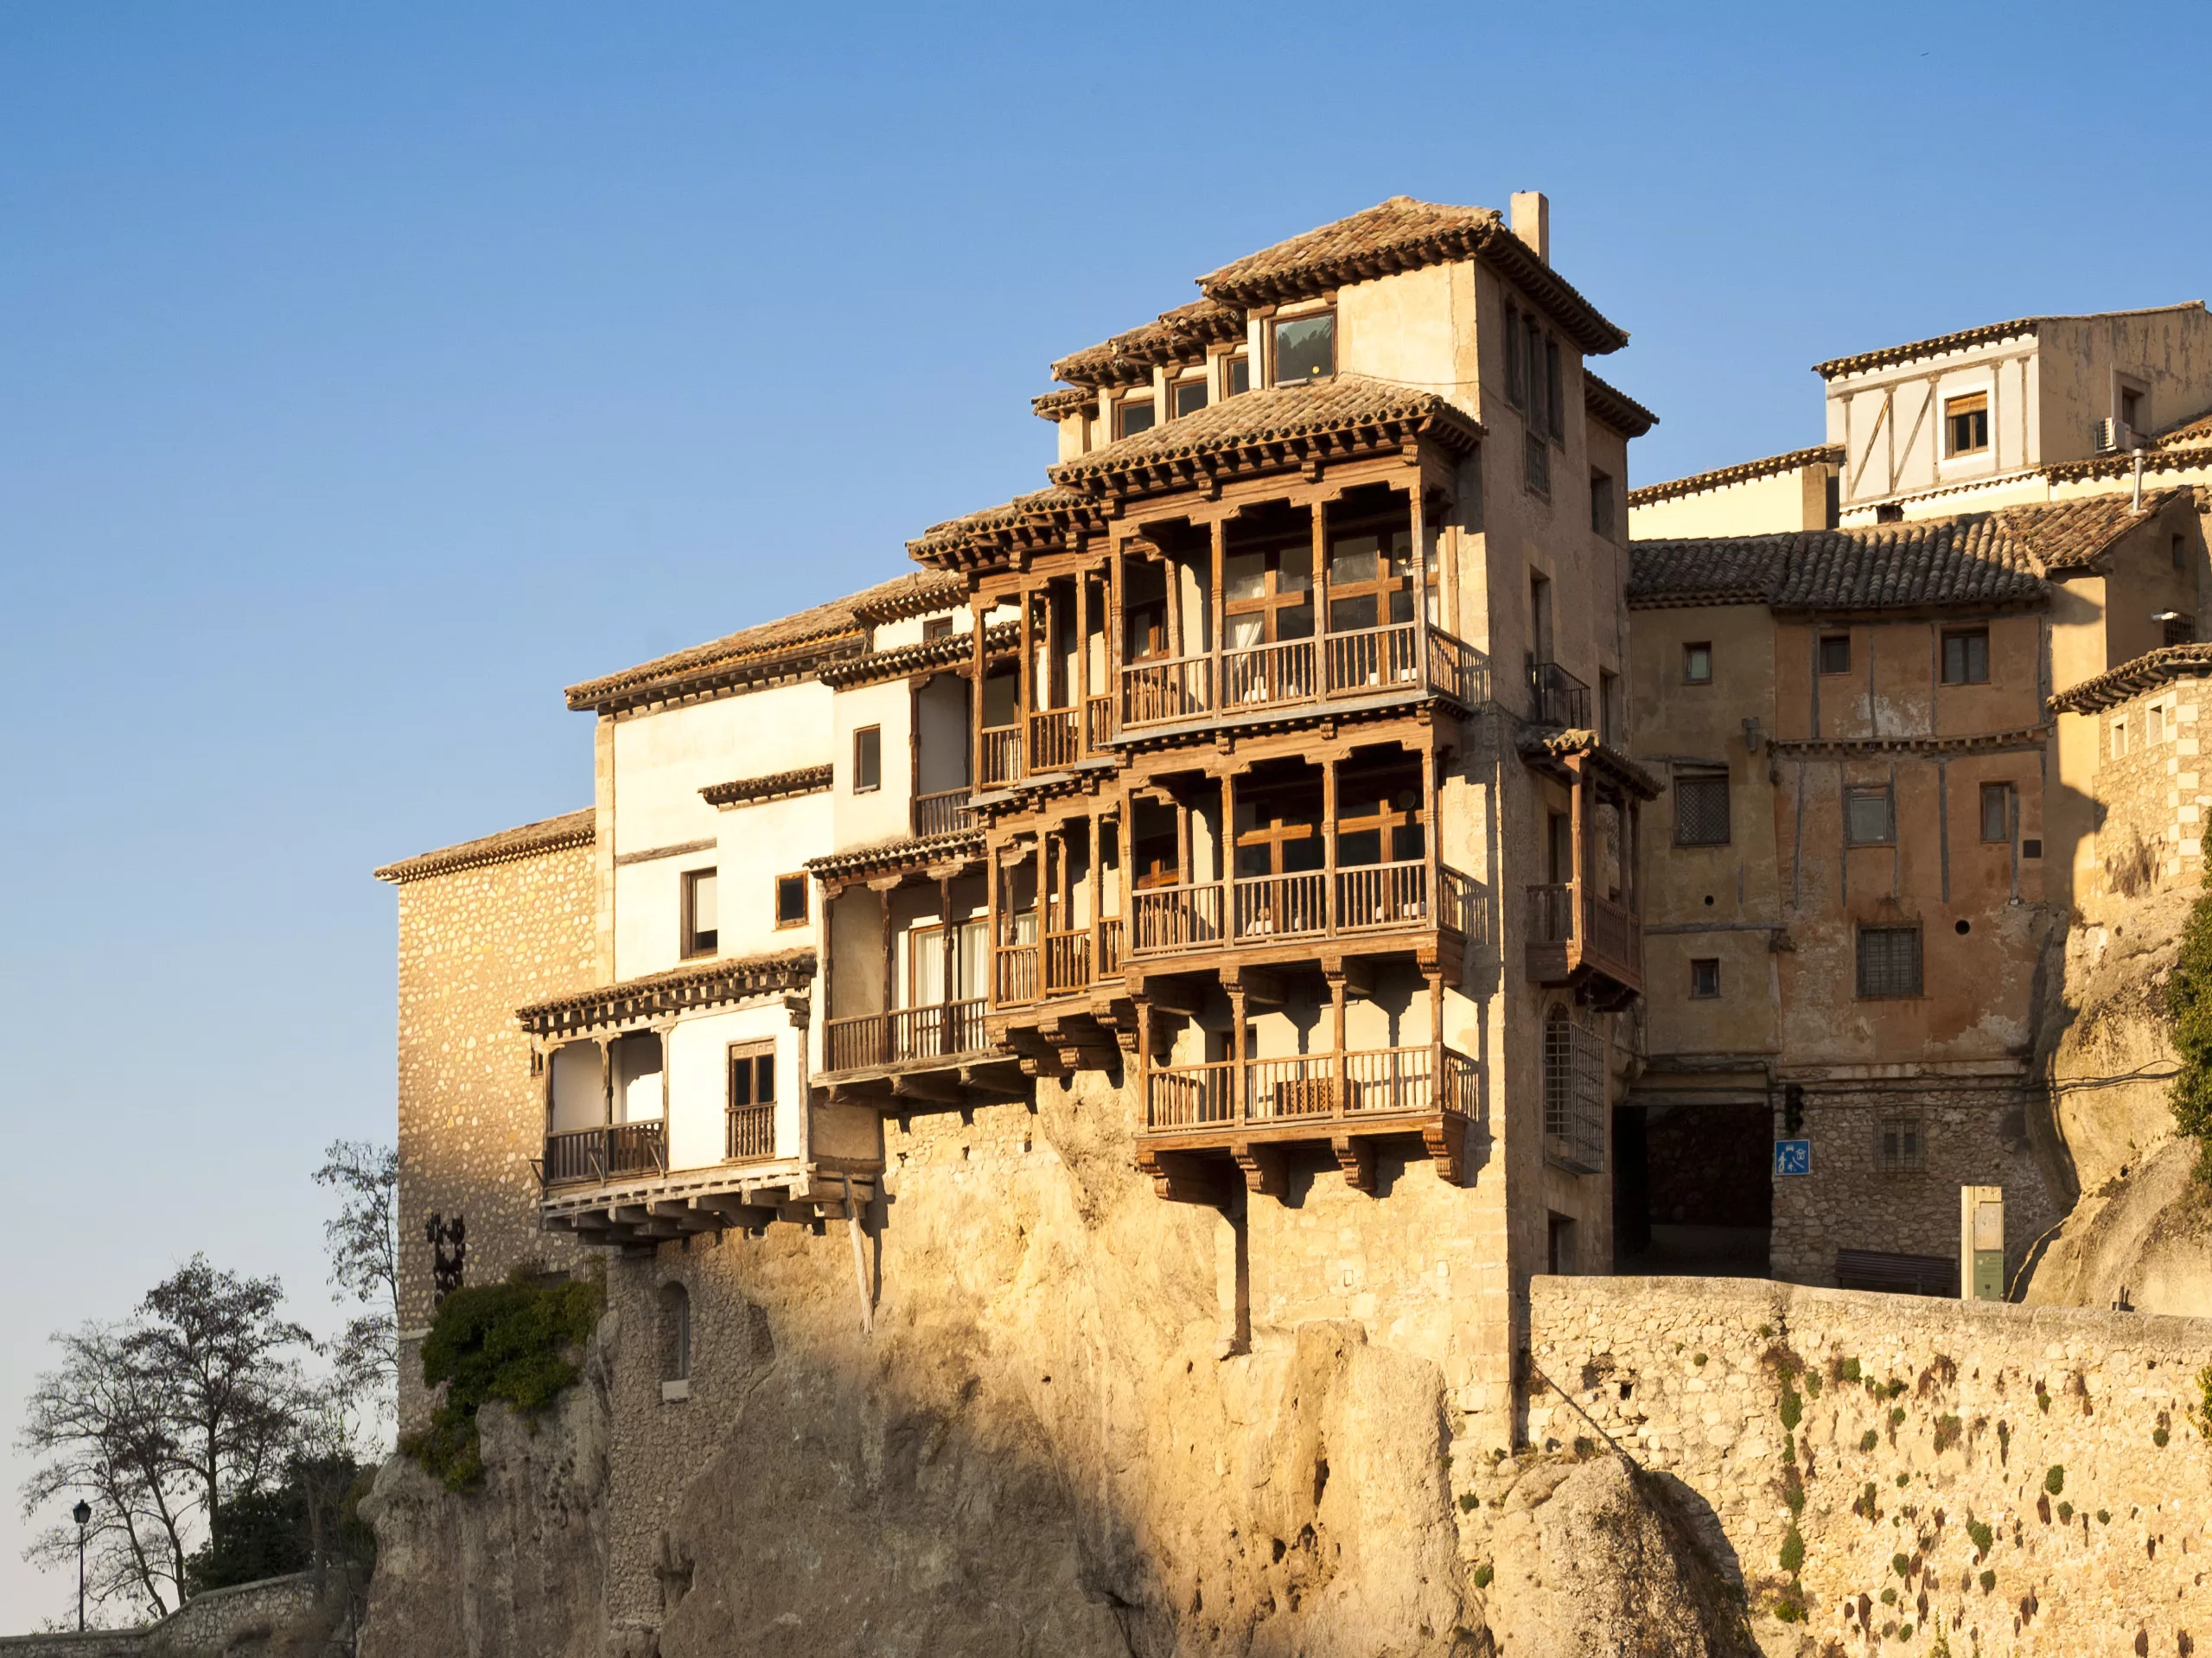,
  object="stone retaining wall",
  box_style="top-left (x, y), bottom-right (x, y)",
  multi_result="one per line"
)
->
top-left (0, 1572), bottom-right (319, 1658)
top-left (1527, 1274), bottom-right (2212, 1655)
